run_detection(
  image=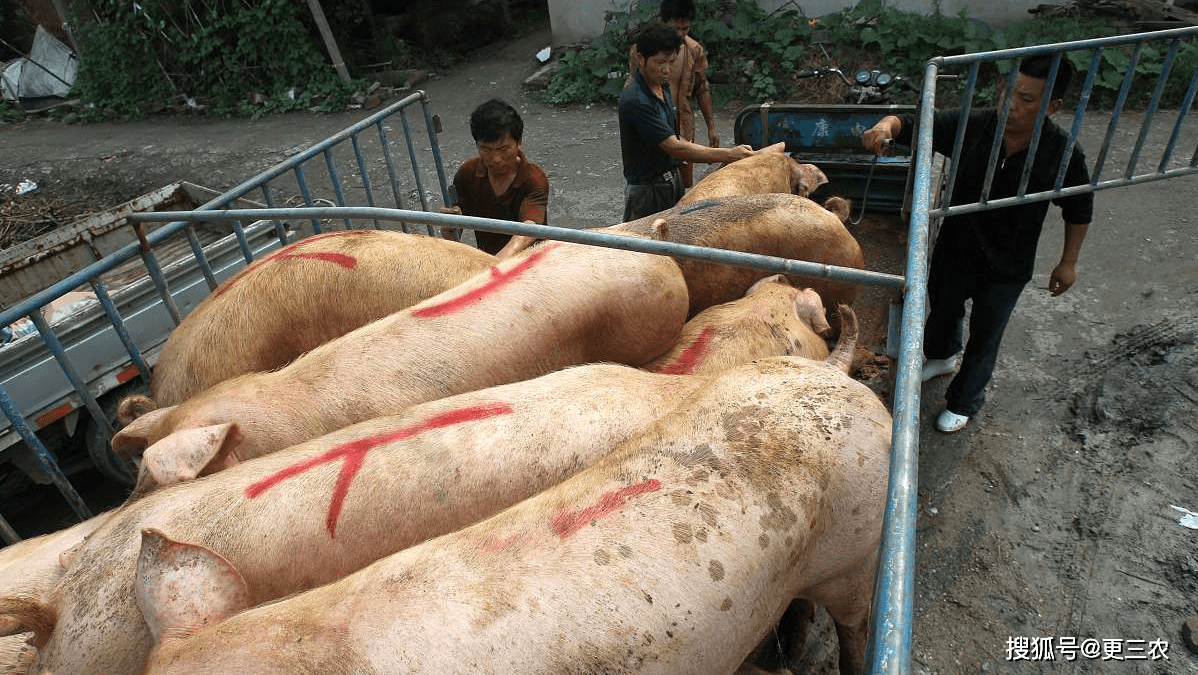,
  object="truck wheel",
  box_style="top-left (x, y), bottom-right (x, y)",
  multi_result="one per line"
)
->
top-left (84, 384), bottom-right (143, 486)
top-left (85, 418), bottom-right (137, 486)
